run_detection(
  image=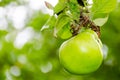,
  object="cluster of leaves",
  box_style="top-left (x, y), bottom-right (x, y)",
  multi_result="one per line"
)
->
top-left (41, 0), bottom-right (117, 39)
top-left (42, 0), bottom-right (81, 39)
